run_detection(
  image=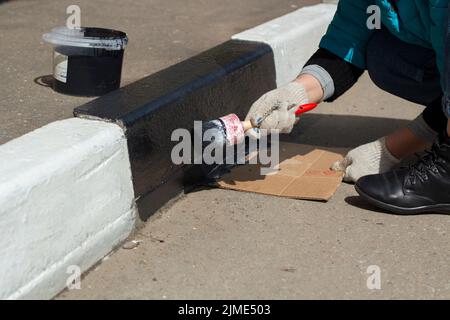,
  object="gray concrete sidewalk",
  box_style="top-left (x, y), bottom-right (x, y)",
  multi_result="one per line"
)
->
top-left (59, 74), bottom-right (450, 300)
top-left (0, 0), bottom-right (318, 145)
